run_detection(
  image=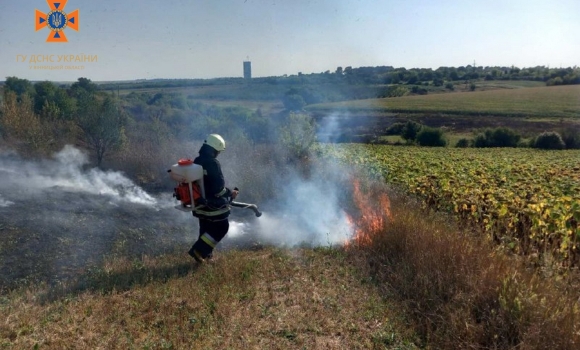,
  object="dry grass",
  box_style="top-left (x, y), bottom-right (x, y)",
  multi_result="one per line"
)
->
top-left (0, 248), bottom-right (416, 349)
top-left (354, 187), bottom-right (580, 349)
top-left (2, 148), bottom-right (578, 349)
